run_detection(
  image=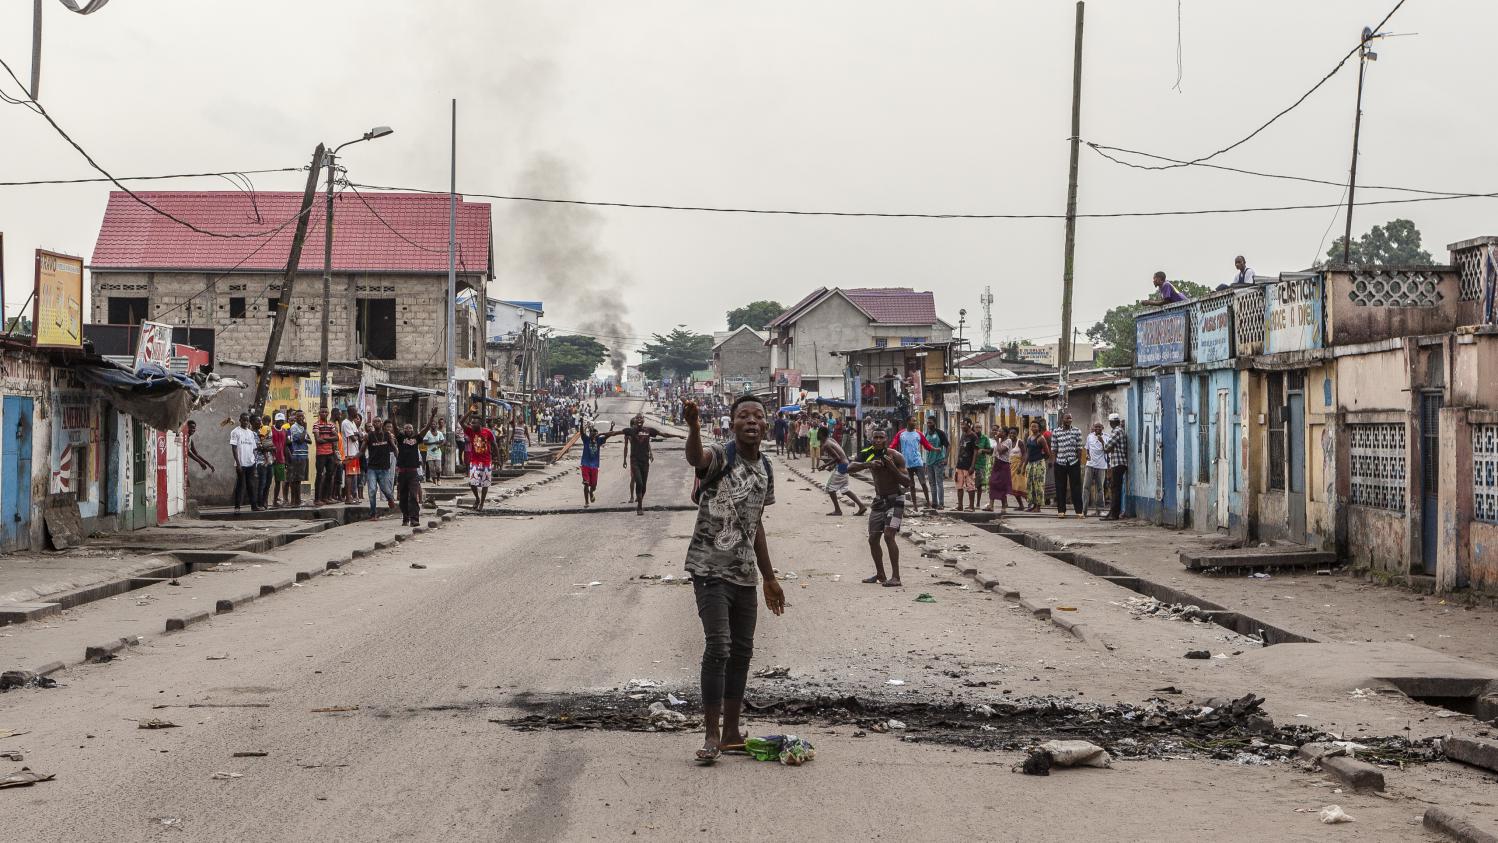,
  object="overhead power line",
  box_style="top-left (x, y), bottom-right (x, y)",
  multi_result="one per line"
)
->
top-left (0, 53), bottom-right (304, 238)
top-left (0, 167), bottom-right (301, 187)
top-left (1096, 0), bottom-right (1408, 171)
top-left (349, 180), bottom-right (1498, 221)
